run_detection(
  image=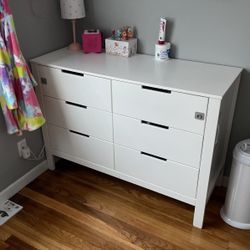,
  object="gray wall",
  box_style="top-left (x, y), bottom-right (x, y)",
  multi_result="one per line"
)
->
top-left (0, 0), bottom-right (71, 191)
top-left (83, 0), bottom-right (250, 175)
